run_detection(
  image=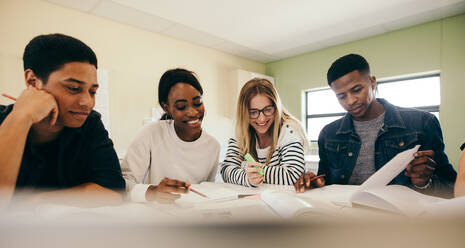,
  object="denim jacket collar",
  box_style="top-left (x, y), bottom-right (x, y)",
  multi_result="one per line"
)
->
top-left (336, 98), bottom-right (406, 135)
